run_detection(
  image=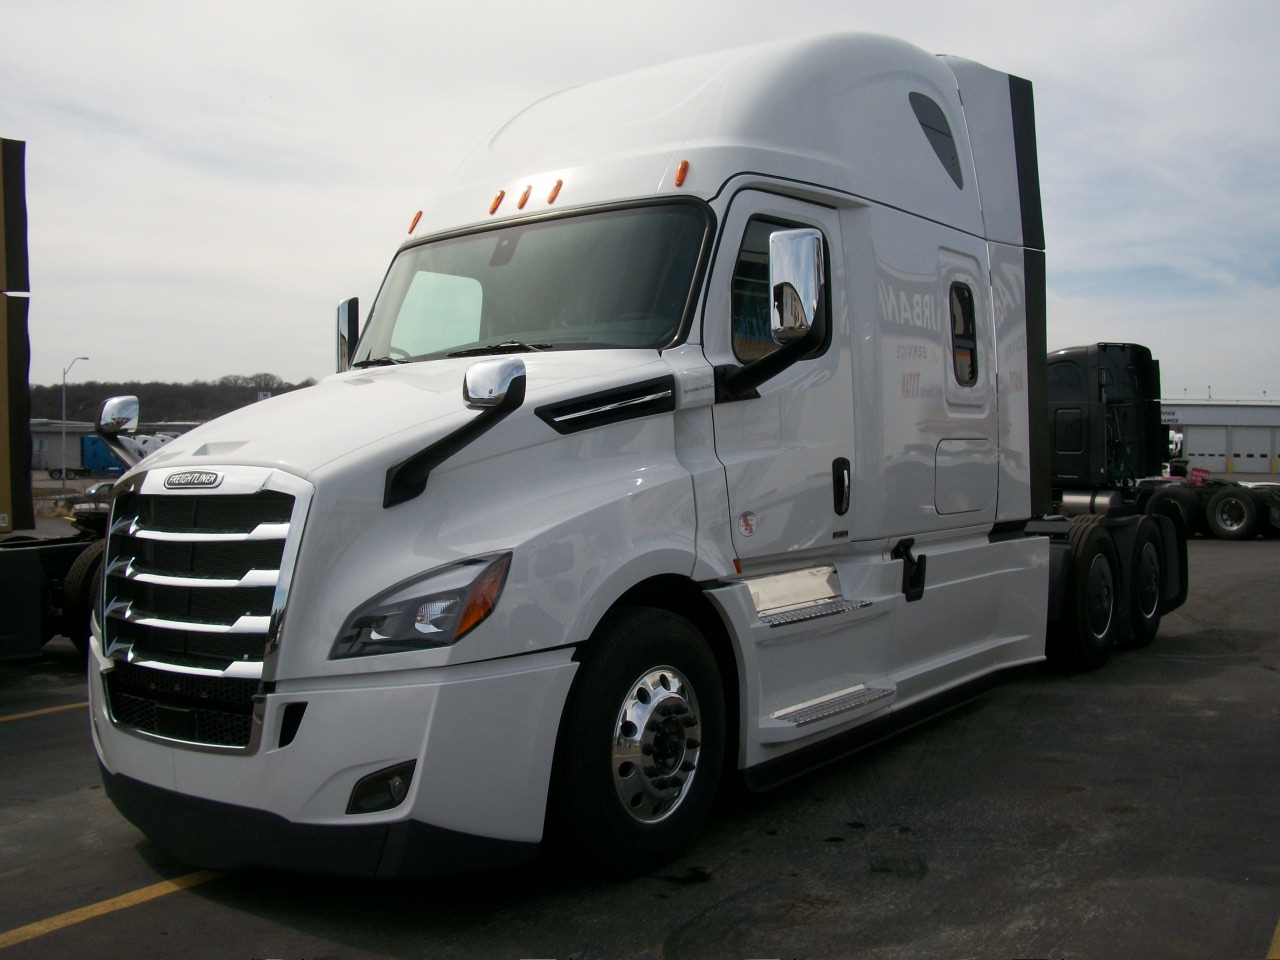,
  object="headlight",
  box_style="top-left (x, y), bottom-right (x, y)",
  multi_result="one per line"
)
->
top-left (331, 553), bottom-right (511, 659)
